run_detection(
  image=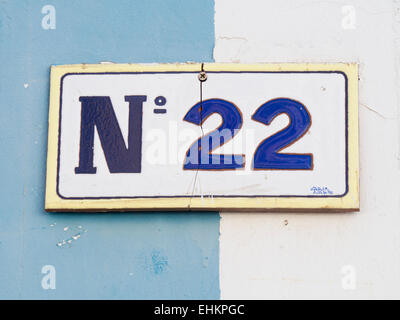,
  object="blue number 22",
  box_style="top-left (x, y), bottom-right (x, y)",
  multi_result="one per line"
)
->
top-left (252, 98), bottom-right (313, 170)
